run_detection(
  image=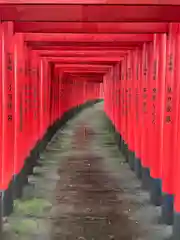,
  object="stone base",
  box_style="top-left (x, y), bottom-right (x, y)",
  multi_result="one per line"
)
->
top-left (117, 134), bottom-right (122, 151)
top-left (114, 132), bottom-right (121, 149)
top-left (141, 167), bottom-right (151, 190)
top-left (120, 140), bottom-right (125, 155)
top-left (134, 157), bottom-right (142, 179)
top-left (161, 194), bottom-right (174, 225)
top-left (121, 142), bottom-right (128, 162)
top-left (13, 167), bottom-right (28, 199)
top-left (149, 178), bottom-right (162, 206)
top-left (173, 212), bottom-right (180, 240)
top-left (1, 180), bottom-right (13, 216)
top-left (128, 151), bottom-right (135, 171)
